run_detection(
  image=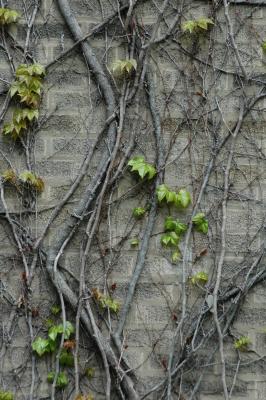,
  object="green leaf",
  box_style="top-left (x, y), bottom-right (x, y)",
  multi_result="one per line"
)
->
top-left (59, 349), bottom-right (74, 367)
top-left (234, 336), bottom-right (251, 351)
top-left (48, 321), bottom-right (74, 341)
top-left (192, 213), bottom-right (208, 234)
top-left (130, 238), bottom-right (139, 247)
top-left (47, 371), bottom-right (55, 384)
top-left (51, 304), bottom-right (61, 315)
top-left (164, 216), bottom-right (176, 231)
top-left (133, 207), bottom-right (146, 218)
top-left (182, 18), bottom-right (213, 33)
top-left (0, 391), bottom-right (14, 400)
top-left (13, 108), bottom-right (39, 124)
top-left (0, 8), bottom-right (19, 25)
top-left (16, 63), bottom-right (45, 77)
top-left (2, 169), bottom-right (17, 184)
top-left (262, 41), bottom-right (266, 52)
top-left (111, 59), bottom-right (137, 76)
top-left (172, 249), bottom-right (181, 263)
top-left (99, 297), bottom-right (120, 313)
top-left (18, 171), bottom-right (44, 192)
top-left (182, 20), bottom-right (197, 34)
top-left (10, 82), bottom-right (20, 98)
top-left (156, 184), bottom-right (169, 203)
top-left (32, 337), bottom-right (50, 356)
top-left (197, 18), bottom-right (214, 30)
top-left (164, 217), bottom-right (187, 235)
top-left (58, 371), bottom-right (68, 387)
top-left (48, 325), bottom-right (60, 341)
top-left (47, 371), bottom-right (68, 388)
top-left (47, 338), bottom-right (57, 353)
top-left (64, 321), bottom-right (75, 339)
top-left (128, 156), bottom-right (156, 180)
top-left (176, 189), bottom-right (191, 208)
top-left (85, 367), bottom-right (95, 380)
top-left (166, 190), bottom-right (177, 204)
top-left (161, 231), bottom-right (180, 247)
top-left (190, 271), bottom-right (208, 286)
